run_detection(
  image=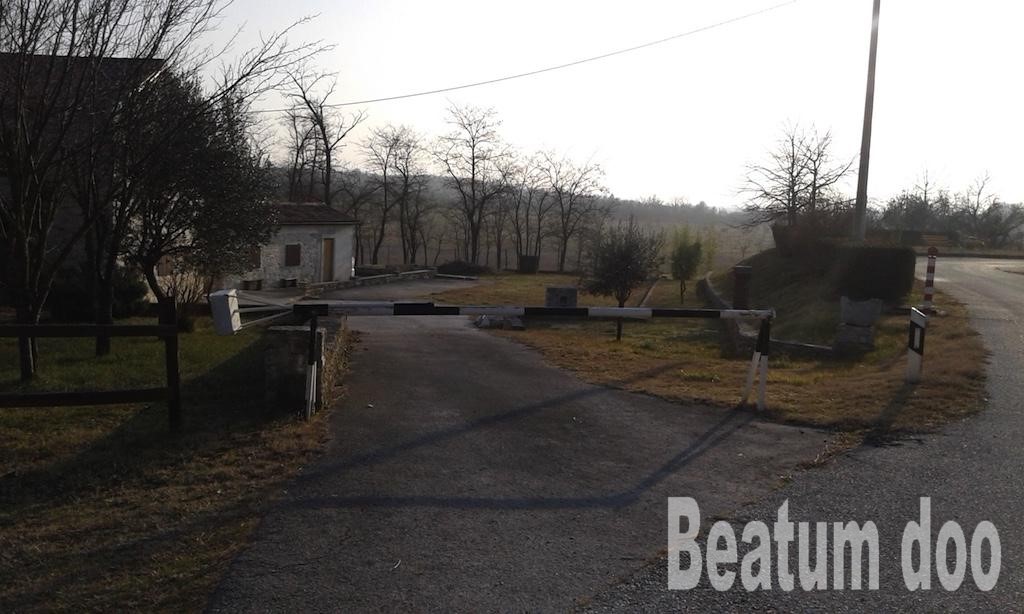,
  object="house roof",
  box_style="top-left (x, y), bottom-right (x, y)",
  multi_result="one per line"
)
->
top-left (0, 53), bottom-right (166, 106)
top-left (272, 203), bottom-right (358, 226)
